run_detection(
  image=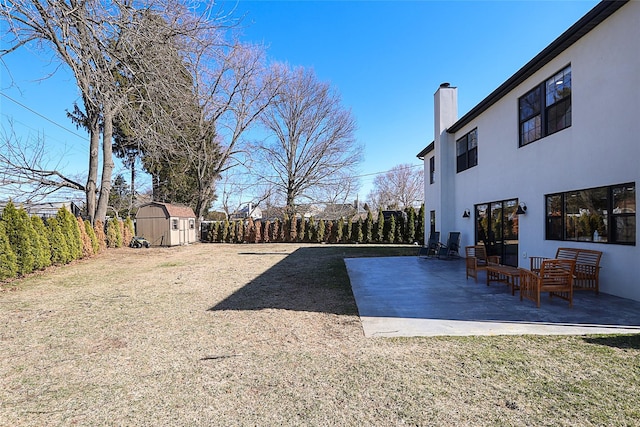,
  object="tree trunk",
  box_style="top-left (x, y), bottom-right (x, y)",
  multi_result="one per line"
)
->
top-left (85, 119), bottom-right (100, 224)
top-left (95, 110), bottom-right (115, 223)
